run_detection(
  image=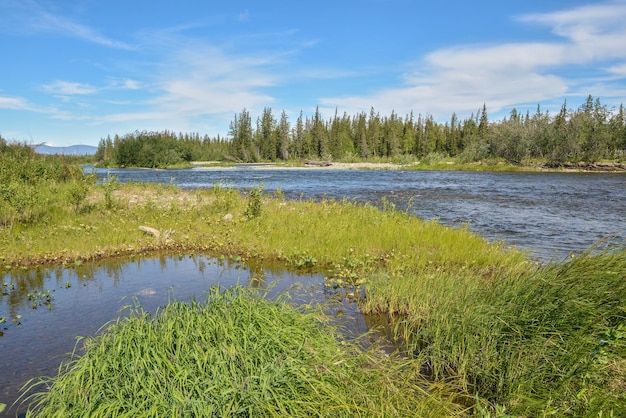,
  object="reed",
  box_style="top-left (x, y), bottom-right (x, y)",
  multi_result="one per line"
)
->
top-left (21, 287), bottom-right (463, 417)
